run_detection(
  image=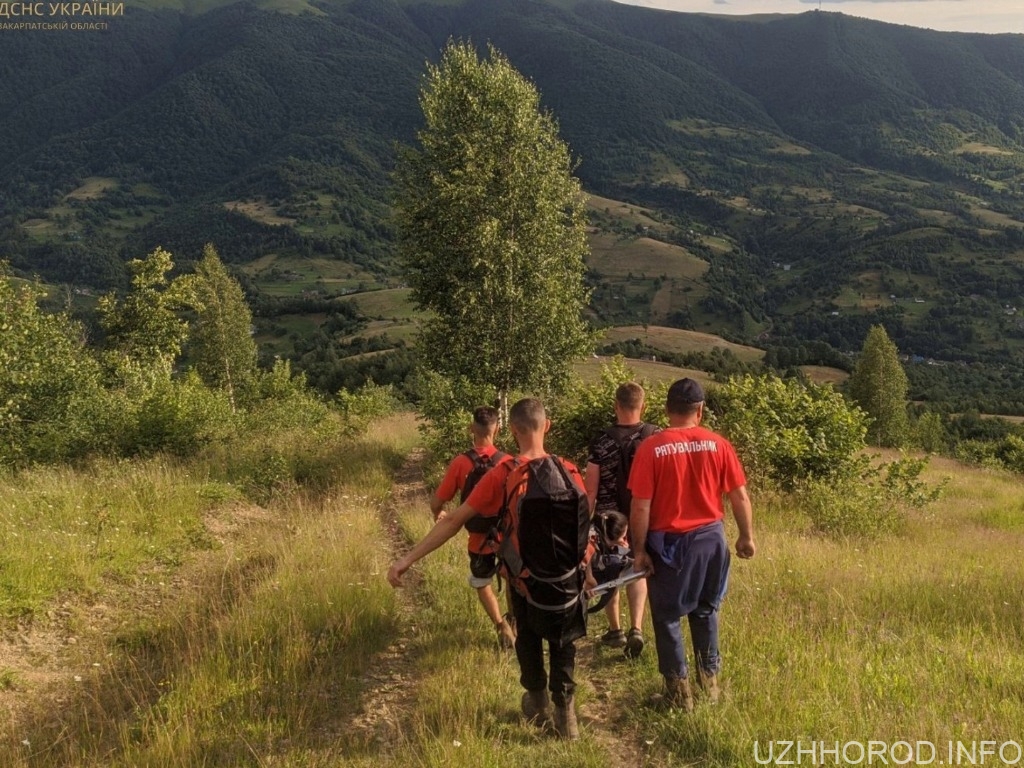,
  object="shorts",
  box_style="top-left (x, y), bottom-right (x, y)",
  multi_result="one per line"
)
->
top-left (468, 552), bottom-right (499, 589)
